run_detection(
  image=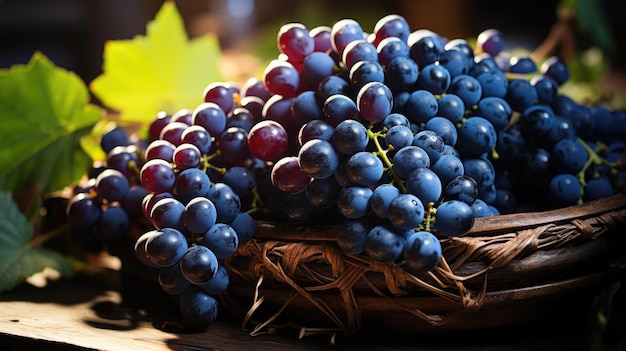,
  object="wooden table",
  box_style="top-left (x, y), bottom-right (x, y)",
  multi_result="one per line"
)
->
top-left (0, 266), bottom-right (622, 351)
